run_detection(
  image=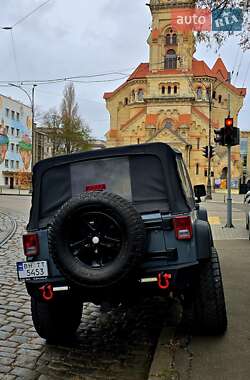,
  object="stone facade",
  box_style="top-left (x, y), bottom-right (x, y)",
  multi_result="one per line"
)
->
top-left (104, 0), bottom-right (246, 187)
